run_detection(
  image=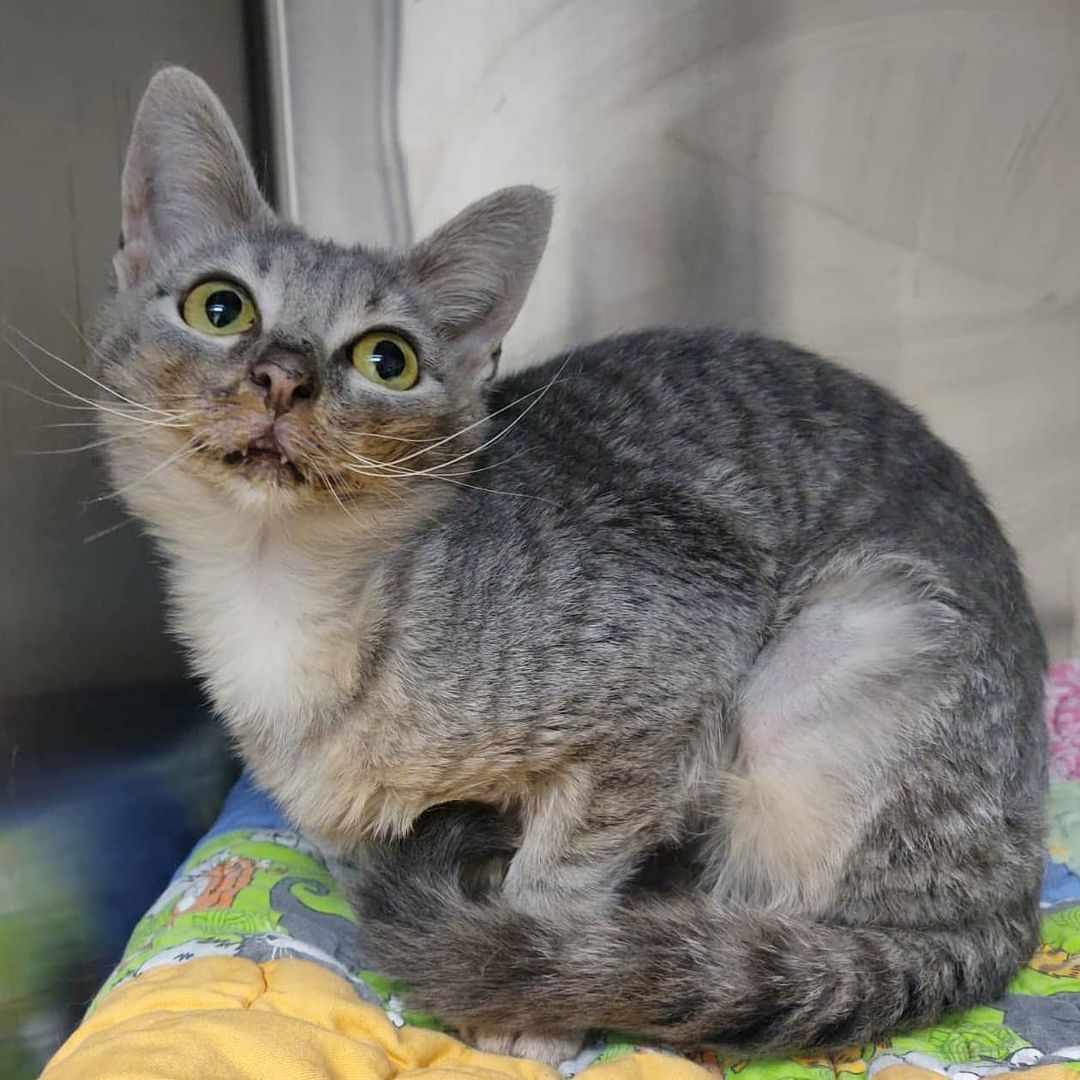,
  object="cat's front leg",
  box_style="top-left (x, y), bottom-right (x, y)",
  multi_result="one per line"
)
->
top-left (503, 768), bottom-right (675, 917)
top-left (464, 772), bottom-right (679, 1063)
